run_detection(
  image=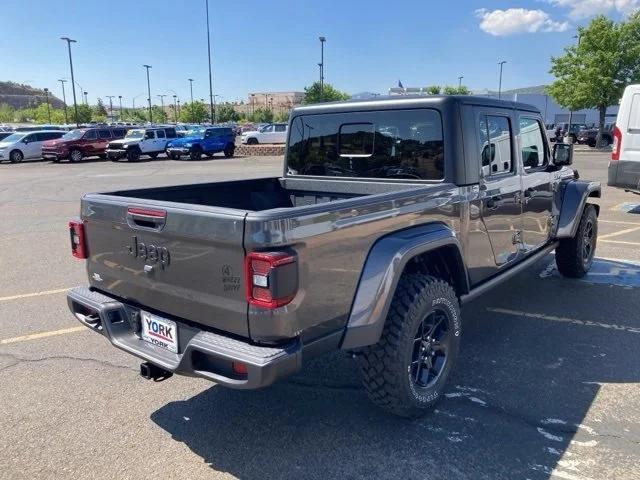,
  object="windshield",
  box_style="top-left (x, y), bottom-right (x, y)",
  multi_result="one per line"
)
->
top-left (125, 129), bottom-right (145, 139)
top-left (186, 129), bottom-right (205, 138)
top-left (0, 132), bottom-right (27, 143)
top-left (62, 129), bottom-right (84, 141)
